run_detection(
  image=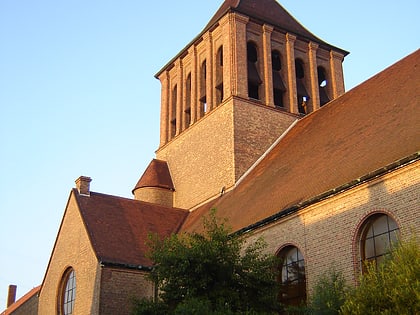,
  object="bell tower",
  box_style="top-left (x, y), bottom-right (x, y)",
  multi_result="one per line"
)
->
top-left (146, 0), bottom-right (348, 210)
